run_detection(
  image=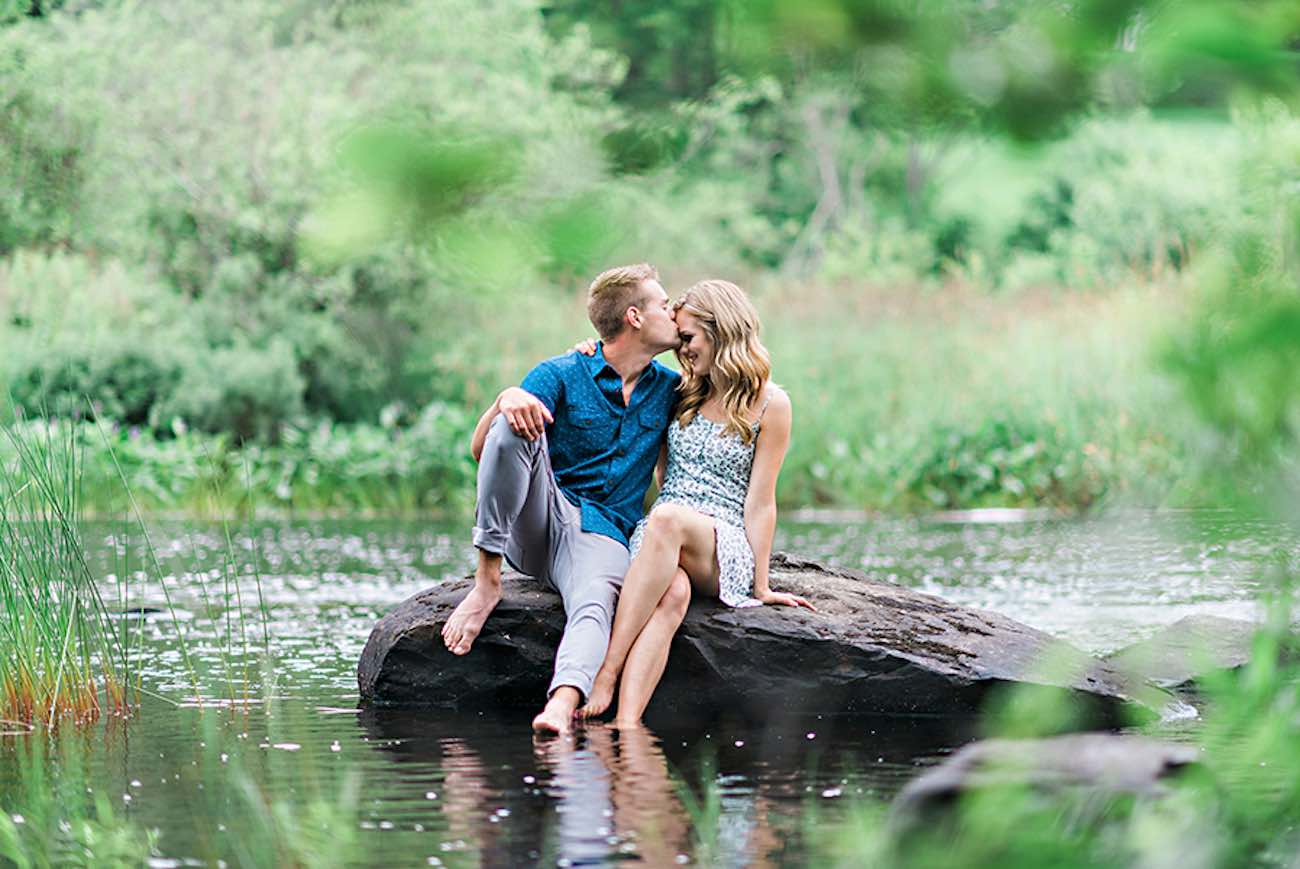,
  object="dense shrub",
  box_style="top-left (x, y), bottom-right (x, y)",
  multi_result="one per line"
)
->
top-left (151, 339), bottom-right (305, 443)
top-left (8, 342), bottom-right (181, 426)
